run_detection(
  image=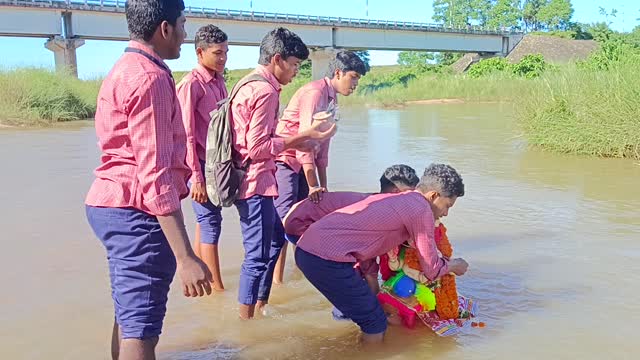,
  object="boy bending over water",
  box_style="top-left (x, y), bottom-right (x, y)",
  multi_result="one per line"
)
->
top-left (294, 164), bottom-right (469, 343)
